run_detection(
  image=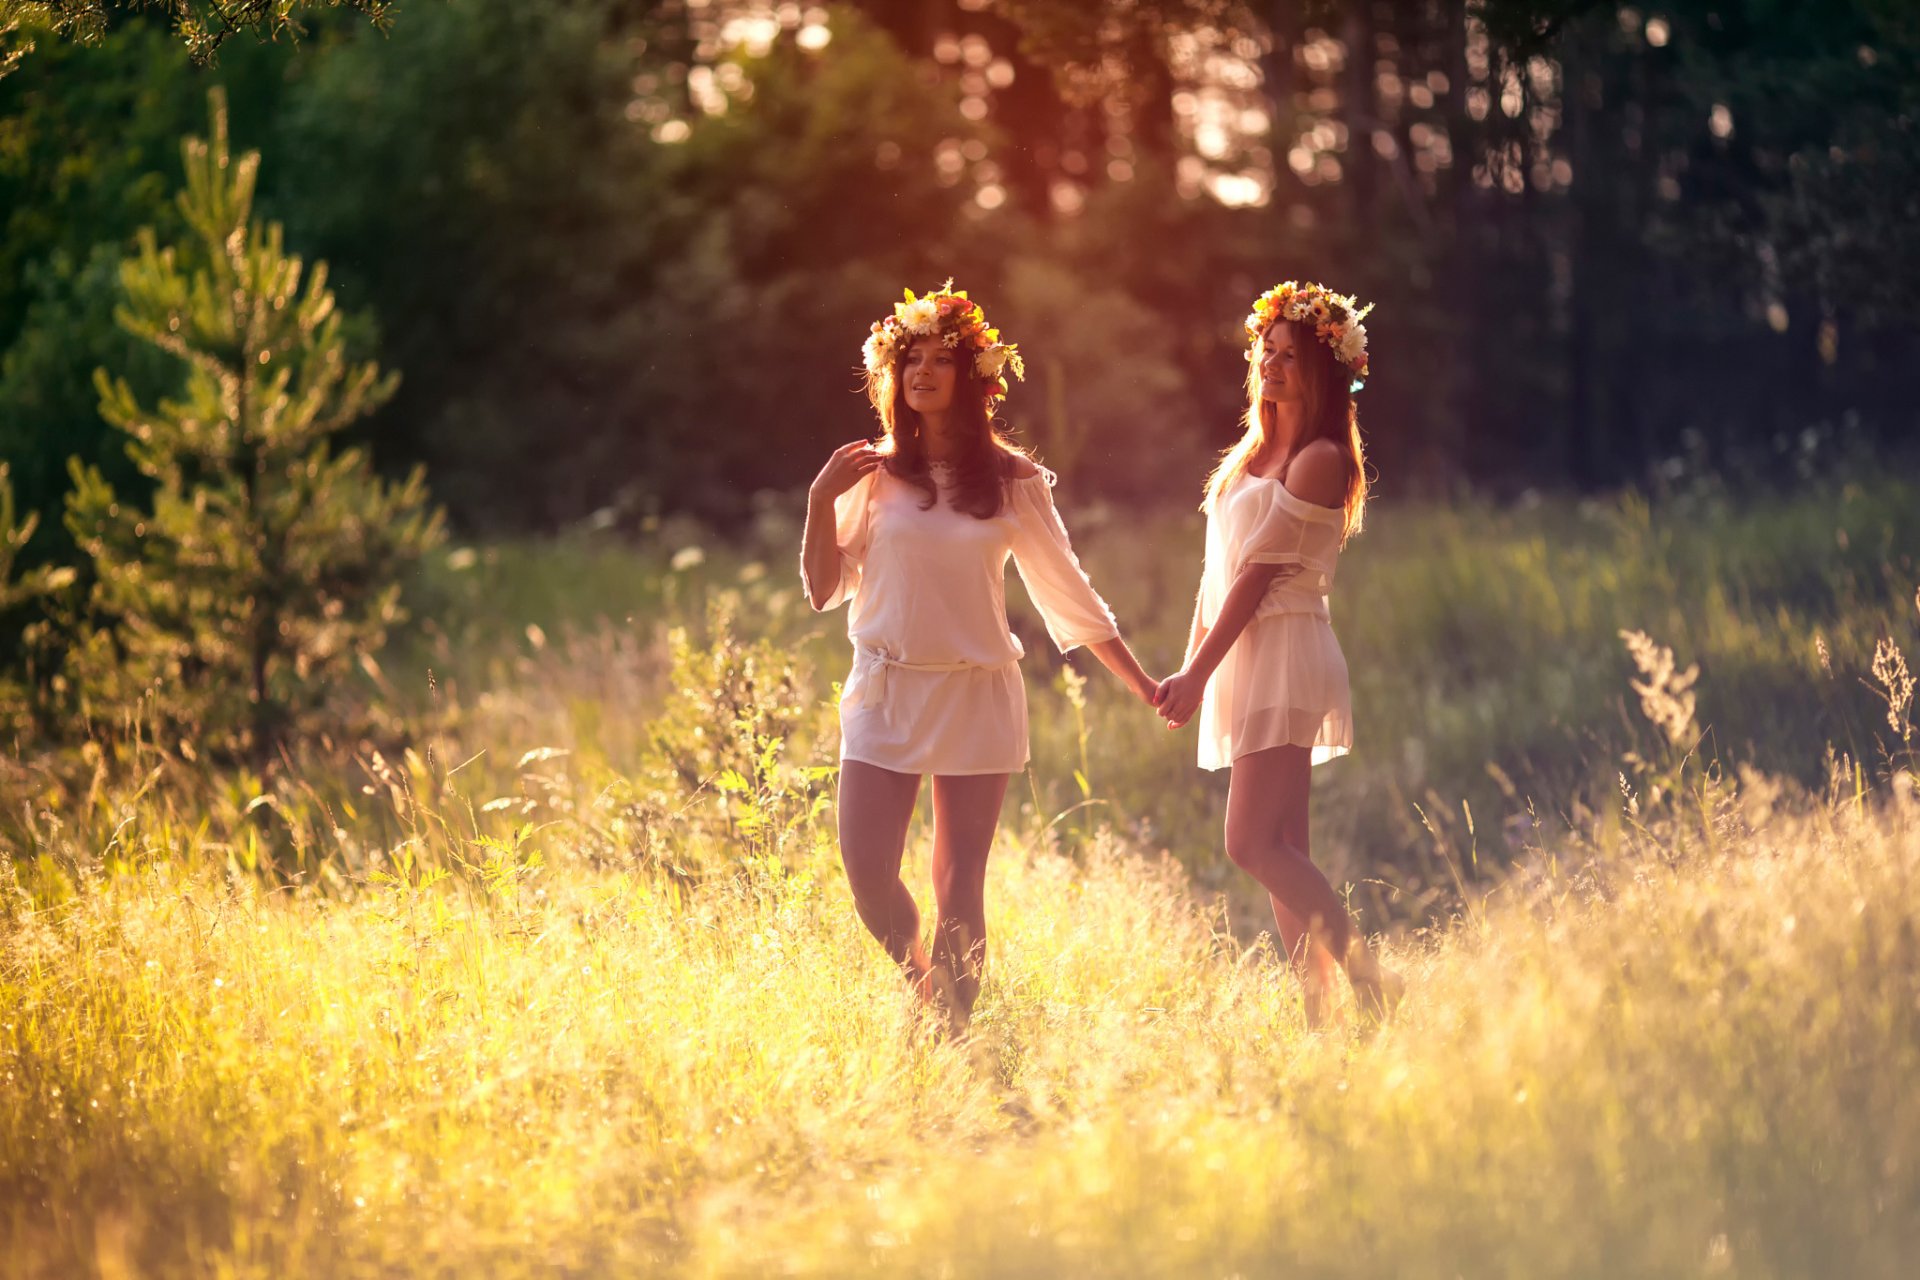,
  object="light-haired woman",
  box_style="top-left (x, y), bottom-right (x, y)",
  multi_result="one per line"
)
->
top-left (1154, 282), bottom-right (1401, 1025)
top-left (801, 283), bottom-right (1158, 1031)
